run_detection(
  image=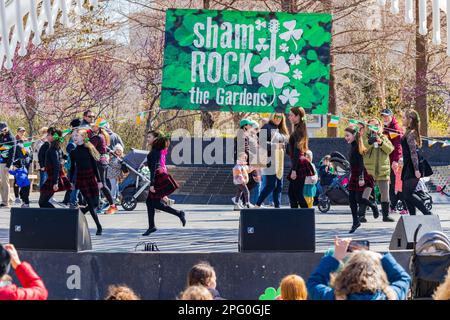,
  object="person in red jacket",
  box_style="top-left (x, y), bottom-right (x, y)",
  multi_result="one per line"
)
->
top-left (381, 109), bottom-right (403, 214)
top-left (0, 244), bottom-right (48, 300)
